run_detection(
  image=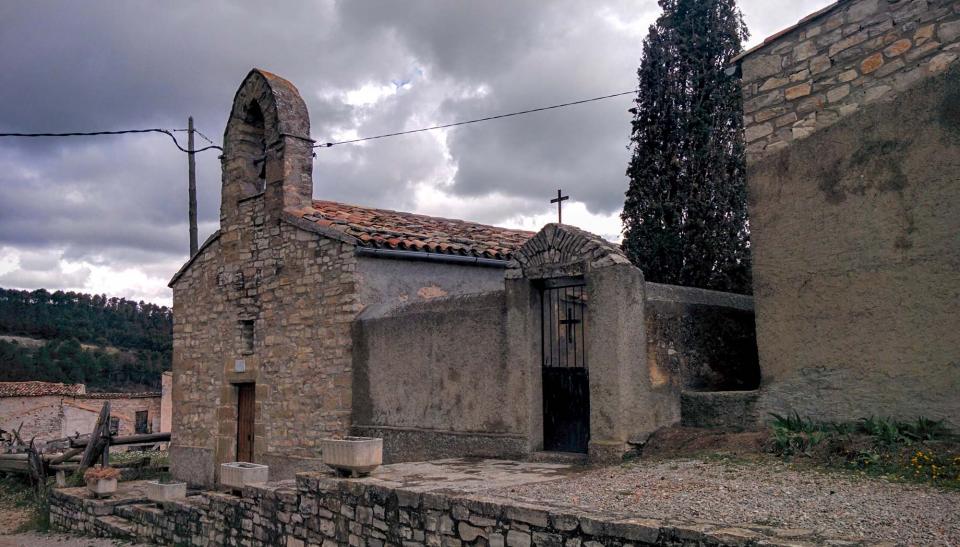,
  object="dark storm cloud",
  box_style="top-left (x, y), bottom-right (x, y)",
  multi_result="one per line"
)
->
top-left (0, 0), bottom-right (833, 300)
